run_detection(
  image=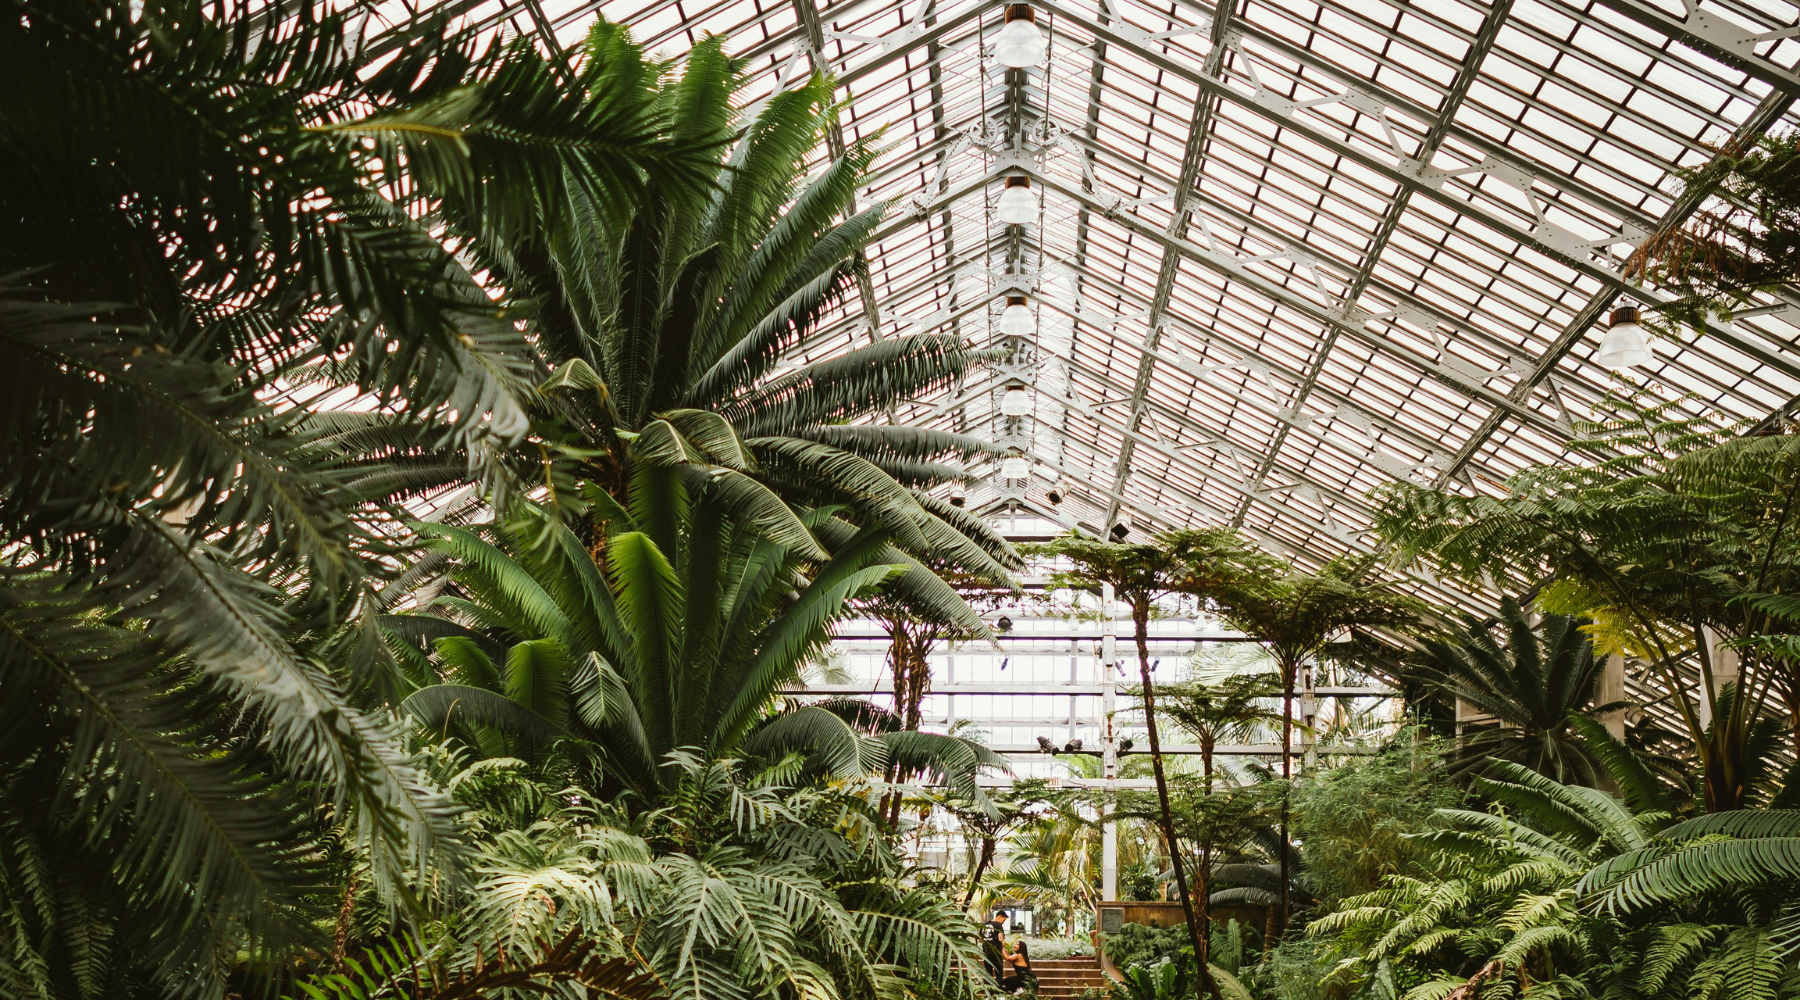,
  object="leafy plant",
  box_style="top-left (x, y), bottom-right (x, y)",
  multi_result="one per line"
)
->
top-left (1031, 528), bottom-right (1270, 989)
top-left (1633, 132), bottom-right (1800, 328)
top-left (387, 470), bottom-right (1004, 803)
top-left (2, 3), bottom-right (719, 992)
top-left (1409, 599), bottom-right (1619, 785)
top-left (455, 22), bottom-right (1020, 593)
top-left (1375, 388), bottom-right (1800, 811)
top-left (1178, 548), bottom-right (1426, 938)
